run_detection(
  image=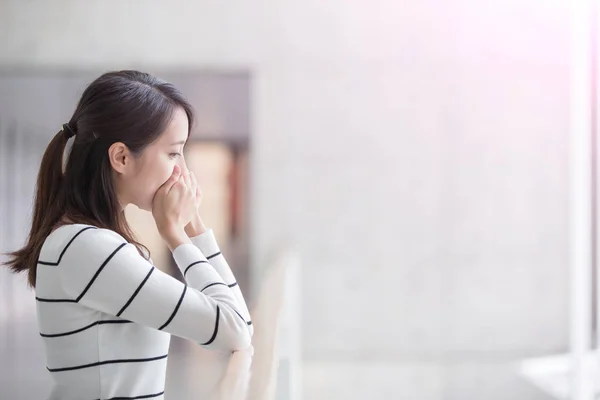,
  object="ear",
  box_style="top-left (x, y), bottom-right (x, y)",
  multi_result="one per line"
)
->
top-left (108, 142), bottom-right (133, 175)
